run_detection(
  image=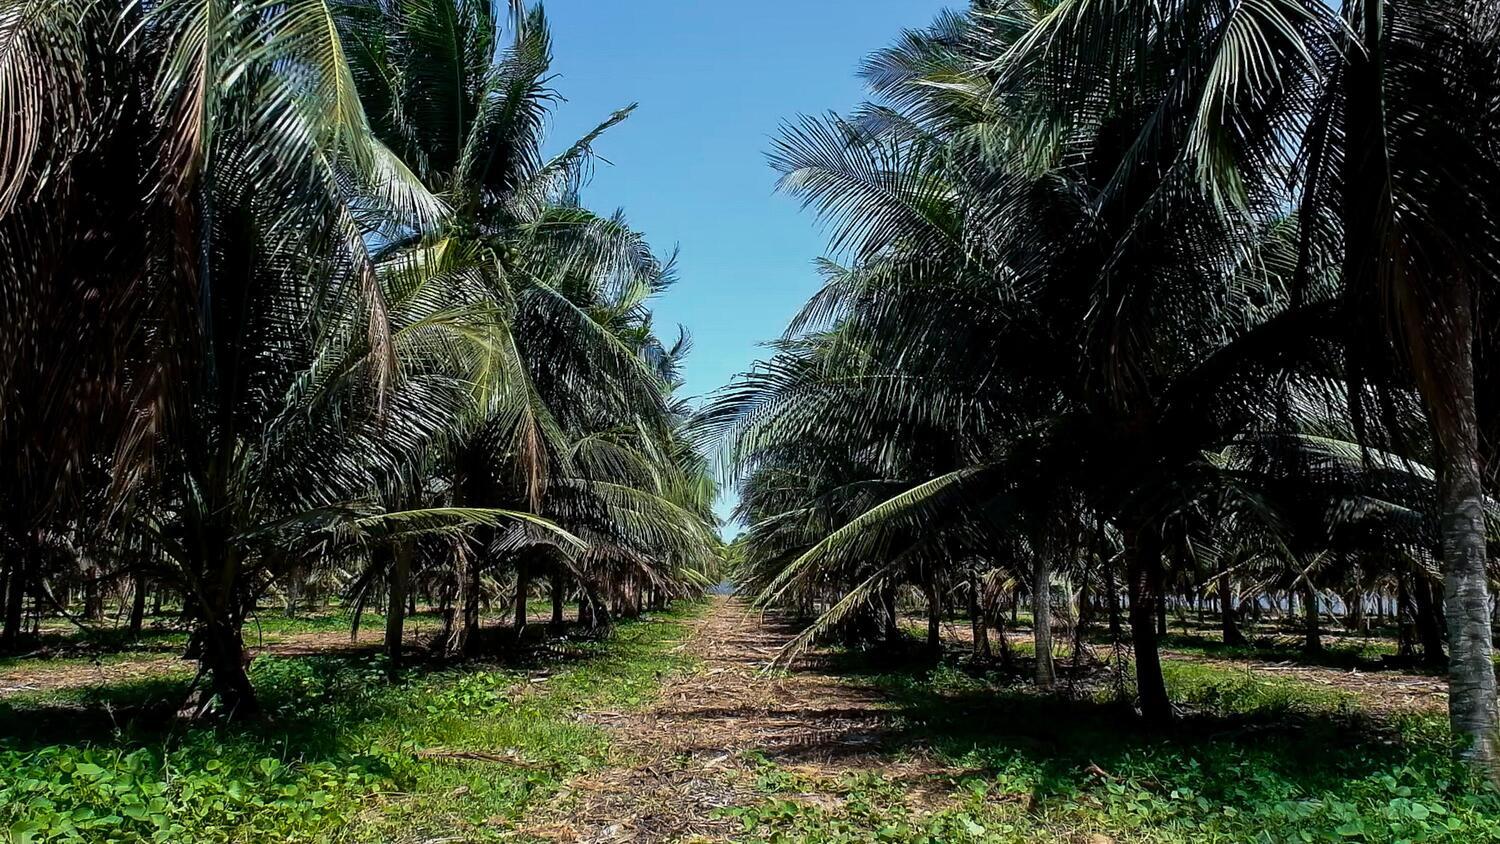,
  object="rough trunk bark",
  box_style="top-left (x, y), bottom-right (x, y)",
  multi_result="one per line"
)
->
top-left (1125, 526), bottom-right (1171, 724)
top-left (202, 616), bottom-right (258, 719)
top-left (1414, 571), bottom-right (1448, 668)
top-left (1104, 558), bottom-right (1123, 639)
top-left (193, 545), bottom-right (259, 720)
top-left (3, 553), bottom-right (27, 647)
top-left (128, 574), bottom-right (147, 636)
top-left (580, 585), bottom-right (609, 631)
top-left (1434, 365), bottom-right (1499, 768)
top-left (882, 583), bottom-right (900, 644)
top-left (1033, 556), bottom-right (1055, 687)
top-left (1397, 570), bottom-right (1418, 659)
top-left (994, 609), bottom-right (1014, 669)
top-left (83, 564), bottom-right (104, 622)
top-left (385, 541), bottom-right (411, 676)
top-left (969, 571), bottom-right (991, 661)
top-left (1302, 578), bottom-right (1322, 652)
top-left (923, 575), bottom-right (941, 660)
top-left (551, 565), bottom-right (566, 629)
top-left (1219, 571), bottom-right (1245, 646)
top-left (513, 554), bottom-right (529, 635)
top-left (461, 556), bottom-right (481, 648)
top-left (1077, 573), bottom-right (1093, 635)
top-left (283, 564), bottom-right (300, 618)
